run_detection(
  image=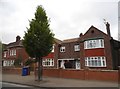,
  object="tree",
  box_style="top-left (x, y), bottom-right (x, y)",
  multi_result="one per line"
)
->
top-left (24, 58), bottom-right (34, 66)
top-left (23, 5), bottom-right (54, 81)
top-left (14, 56), bottom-right (22, 67)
